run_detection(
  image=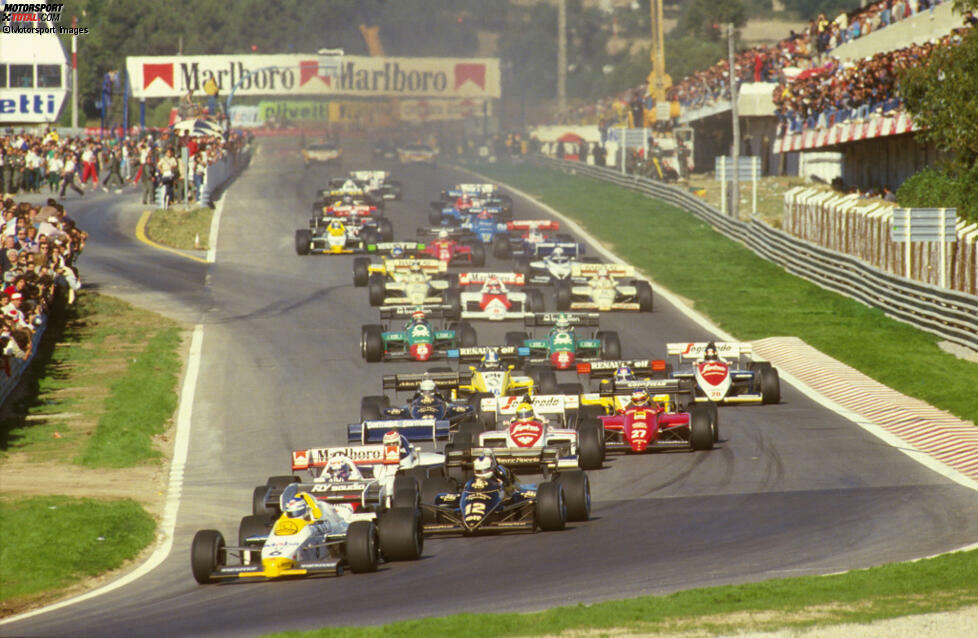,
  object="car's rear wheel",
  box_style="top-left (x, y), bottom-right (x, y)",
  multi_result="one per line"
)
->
top-left (555, 281), bottom-right (571, 311)
top-left (353, 257), bottom-right (371, 287)
top-left (467, 392), bottom-right (495, 429)
top-left (294, 229), bottom-right (311, 256)
top-left (345, 521), bottom-right (379, 573)
top-left (527, 289), bottom-right (545, 313)
top-left (445, 289), bottom-right (461, 320)
top-left (378, 218), bottom-right (393, 241)
top-left (577, 420), bottom-right (605, 470)
top-left (421, 476), bottom-right (457, 523)
top-left (535, 482), bottom-right (566, 531)
top-left (238, 514), bottom-right (272, 550)
top-left (360, 395), bottom-right (389, 421)
top-left (368, 276), bottom-right (386, 307)
top-left (378, 507), bottom-right (423, 561)
top-left (636, 281), bottom-right (653, 312)
top-left (492, 234), bottom-right (511, 259)
top-left (428, 209), bottom-right (443, 225)
top-left (456, 321), bottom-right (477, 347)
top-left (191, 530), bottom-right (224, 584)
top-left (760, 366), bottom-right (781, 404)
top-left (598, 331), bottom-right (621, 359)
top-left (505, 331), bottom-right (529, 348)
top-left (469, 242), bottom-right (486, 267)
top-left (689, 405), bottom-right (715, 451)
top-left (391, 475), bottom-right (420, 510)
top-left (556, 470), bottom-right (591, 521)
top-left (514, 257), bottom-right (531, 278)
top-left (529, 366), bottom-right (558, 394)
